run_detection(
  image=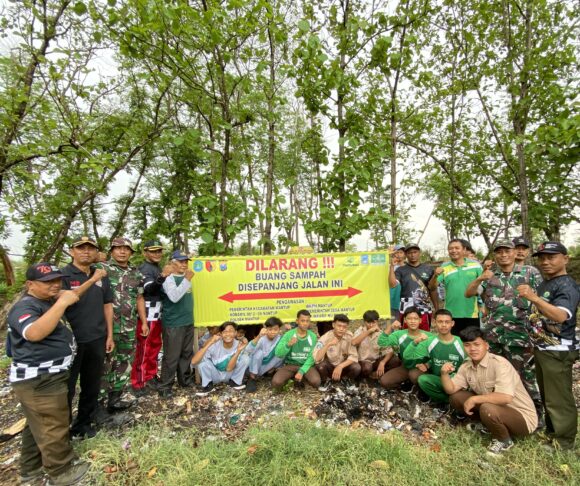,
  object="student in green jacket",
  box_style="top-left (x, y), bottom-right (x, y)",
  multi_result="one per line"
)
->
top-left (403, 309), bottom-right (465, 403)
top-left (377, 306), bottom-right (433, 389)
top-left (271, 309), bottom-right (321, 389)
